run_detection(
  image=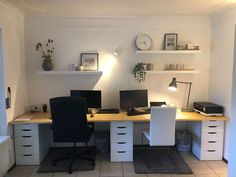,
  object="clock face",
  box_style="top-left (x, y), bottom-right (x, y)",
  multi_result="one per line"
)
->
top-left (136, 34), bottom-right (152, 50)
